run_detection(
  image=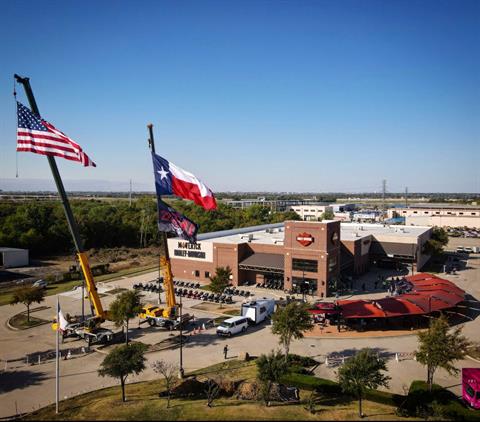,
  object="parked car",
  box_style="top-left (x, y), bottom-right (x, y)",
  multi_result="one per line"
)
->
top-left (33, 279), bottom-right (47, 289)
